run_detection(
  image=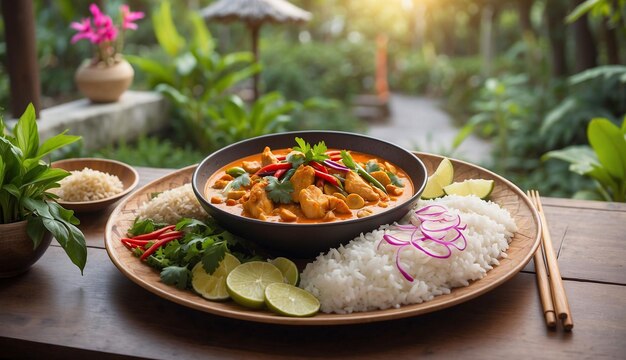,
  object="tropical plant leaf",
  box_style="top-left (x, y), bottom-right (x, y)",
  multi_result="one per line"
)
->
top-left (125, 55), bottom-right (174, 85)
top-left (153, 0), bottom-right (185, 56)
top-left (37, 131), bottom-right (81, 159)
top-left (587, 118), bottom-right (626, 180)
top-left (26, 215), bottom-right (46, 249)
top-left (13, 103), bottom-right (38, 159)
top-left (542, 145), bottom-right (599, 175)
top-left (566, 0), bottom-right (601, 23)
top-left (189, 13), bottom-right (214, 55)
